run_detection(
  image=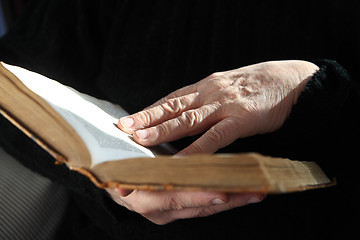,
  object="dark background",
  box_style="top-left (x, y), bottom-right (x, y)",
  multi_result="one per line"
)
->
top-left (0, 1), bottom-right (359, 239)
top-left (1, 0), bottom-right (359, 111)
